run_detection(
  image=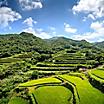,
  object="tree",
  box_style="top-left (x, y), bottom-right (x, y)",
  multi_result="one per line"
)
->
top-left (31, 70), bottom-right (39, 79)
